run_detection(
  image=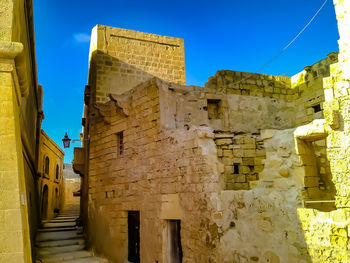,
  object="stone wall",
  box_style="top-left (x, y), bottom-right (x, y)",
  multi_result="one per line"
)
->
top-left (84, 79), bottom-right (319, 262)
top-left (87, 80), bottom-right (222, 262)
top-left (0, 0), bottom-right (42, 262)
top-left (80, 4), bottom-right (350, 261)
top-left (88, 25), bottom-right (185, 102)
top-left (205, 70), bottom-right (292, 100)
top-left (292, 54), bottom-right (338, 126)
top-left (214, 132), bottom-right (265, 190)
top-left (215, 129), bottom-right (312, 263)
top-left (293, 0), bottom-right (350, 261)
top-left (158, 81), bottom-right (296, 133)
